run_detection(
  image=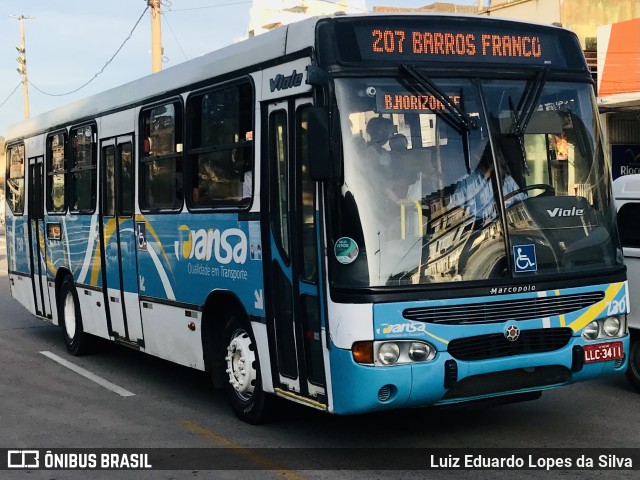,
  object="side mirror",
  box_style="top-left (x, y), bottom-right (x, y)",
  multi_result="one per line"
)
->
top-left (308, 106), bottom-right (340, 181)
